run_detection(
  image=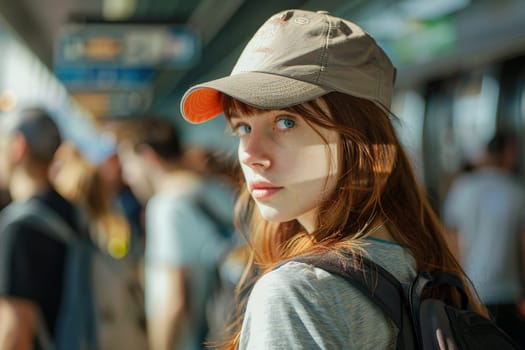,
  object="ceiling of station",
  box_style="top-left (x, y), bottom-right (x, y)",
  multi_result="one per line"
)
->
top-left (1, 0), bottom-right (525, 128)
